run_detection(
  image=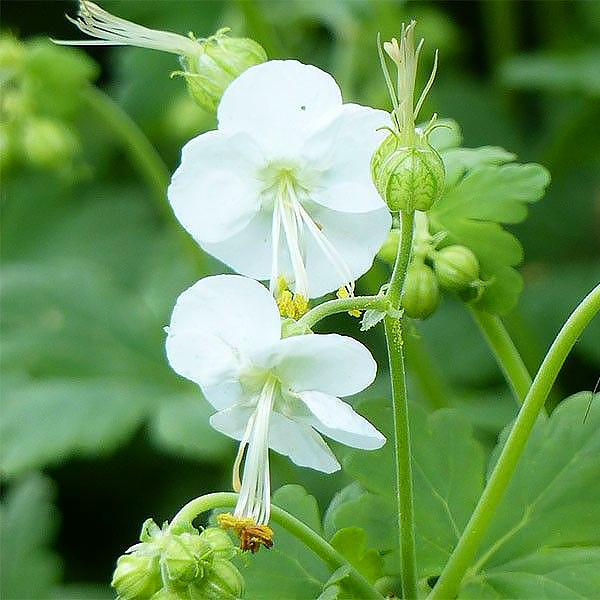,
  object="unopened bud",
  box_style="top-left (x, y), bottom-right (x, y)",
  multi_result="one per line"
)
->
top-left (371, 133), bottom-right (444, 213)
top-left (377, 228), bottom-right (400, 264)
top-left (401, 262), bottom-right (440, 319)
top-left (180, 30), bottom-right (267, 113)
top-left (433, 245), bottom-right (479, 290)
top-left (111, 554), bottom-right (161, 600)
top-left (162, 533), bottom-right (211, 584)
top-left (199, 527), bottom-right (236, 561)
top-left (189, 558), bottom-right (244, 600)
